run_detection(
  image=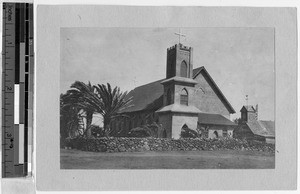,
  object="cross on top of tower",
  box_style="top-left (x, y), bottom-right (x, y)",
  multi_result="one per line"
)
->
top-left (174, 28), bottom-right (186, 44)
